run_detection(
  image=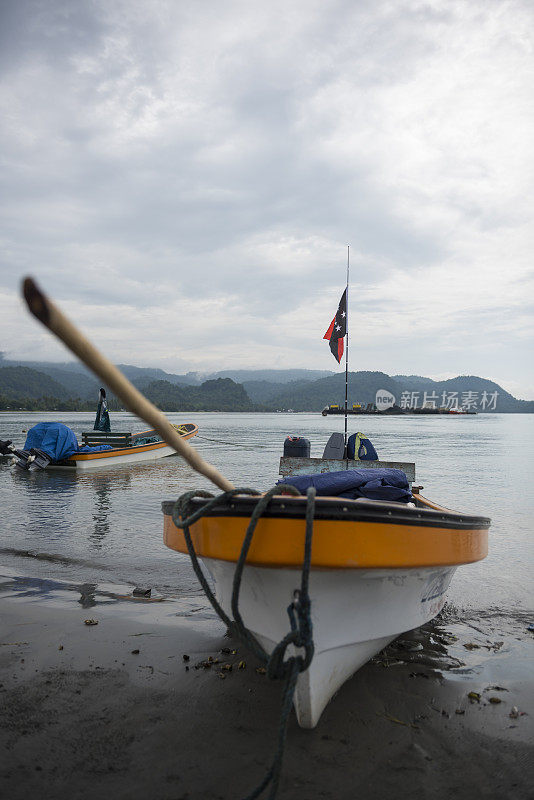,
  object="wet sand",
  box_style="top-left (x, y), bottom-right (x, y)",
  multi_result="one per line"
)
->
top-left (1, 575), bottom-right (533, 800)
